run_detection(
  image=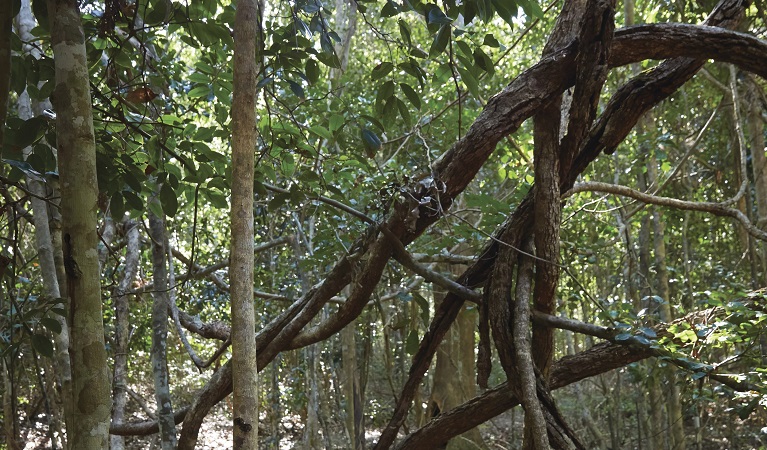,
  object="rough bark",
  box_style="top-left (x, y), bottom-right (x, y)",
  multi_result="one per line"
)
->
top-left (529, 0), bottom-right (577, 382)
top-left (513, 243), bottom-right (549, 450)
top-left (230, 0), bottom-right (261, 447)
top-left (47, 0), bottom-right (112, 447)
